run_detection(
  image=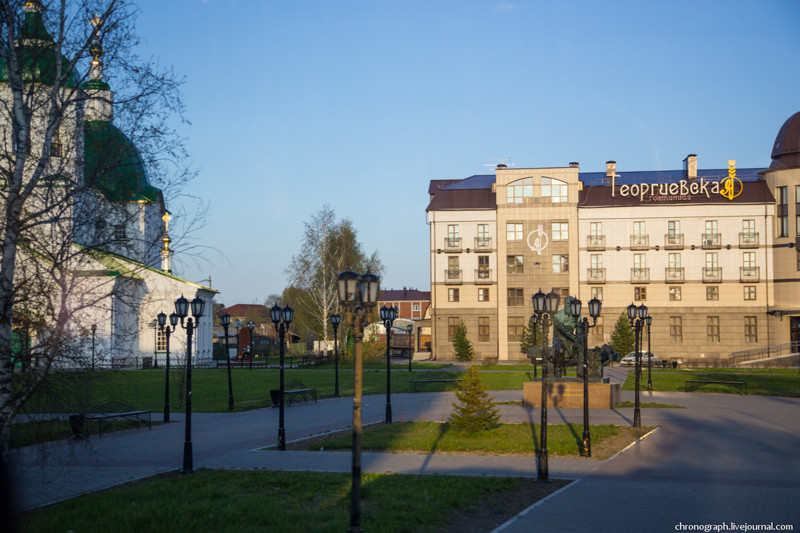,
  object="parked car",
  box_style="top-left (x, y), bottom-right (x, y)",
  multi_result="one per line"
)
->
top-left (620, 352), bottom-right (660, 366)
